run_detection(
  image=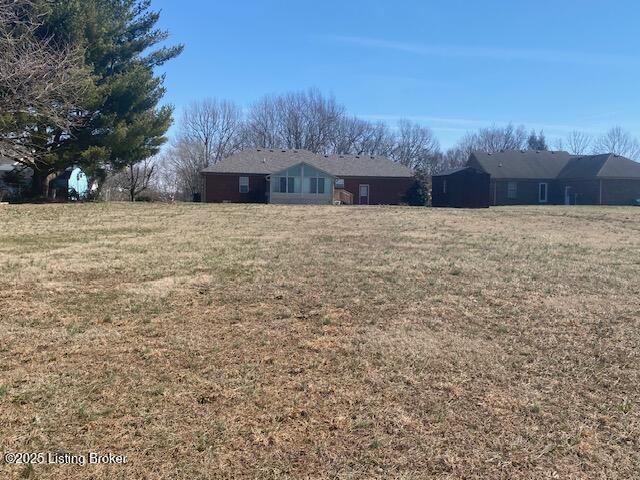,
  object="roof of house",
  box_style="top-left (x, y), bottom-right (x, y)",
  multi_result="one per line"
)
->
top-left (469, 150), bottom-right (574, 179)
top-left (468, 150), bottom-right (640, 180)
top-left (434, 166), bottom-right (489, 177)
top-left (558, 154), bottom-right (640, 179)
top-left (0, 157), bottom-right (15, 172)
top-left (201, 149), bottom-right (414, 178)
